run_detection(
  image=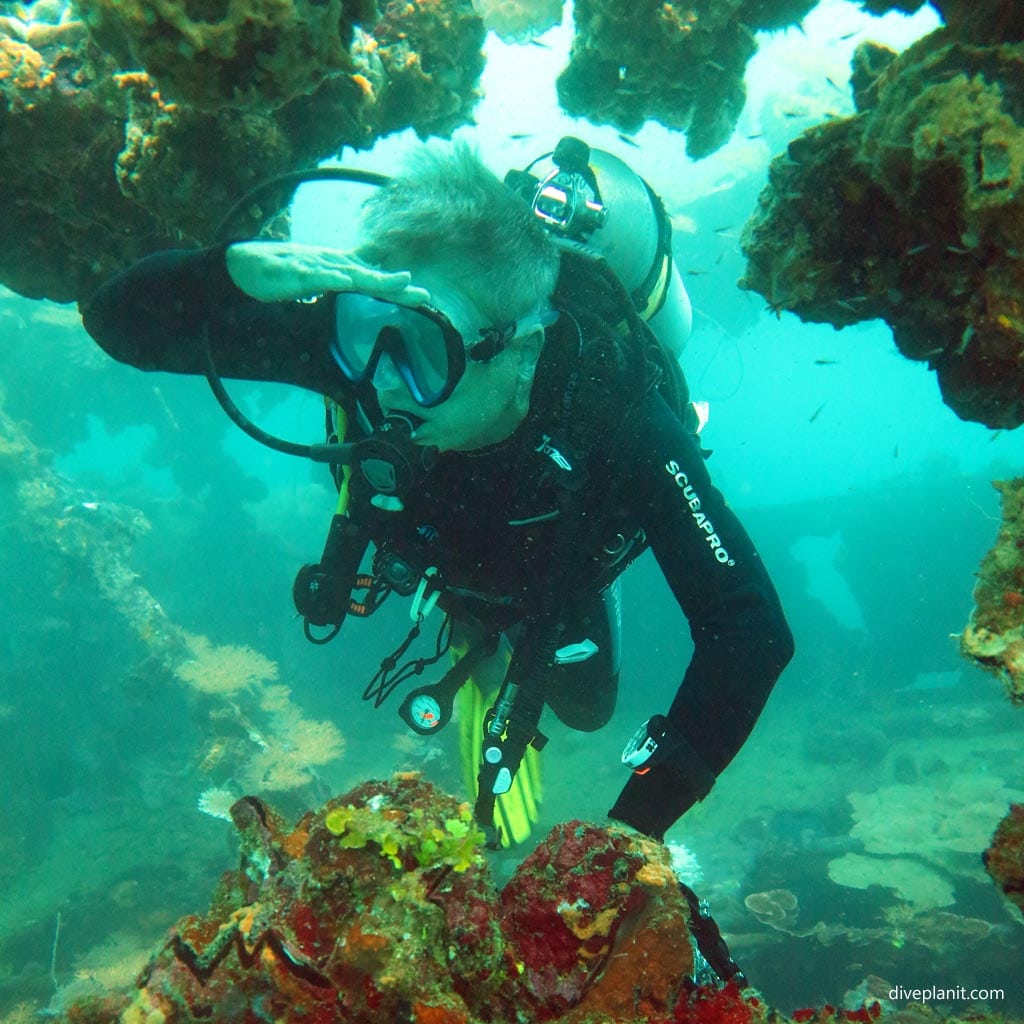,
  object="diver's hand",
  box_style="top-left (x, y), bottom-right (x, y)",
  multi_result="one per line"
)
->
top-left (225, 241), bottom-right (430, 305)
